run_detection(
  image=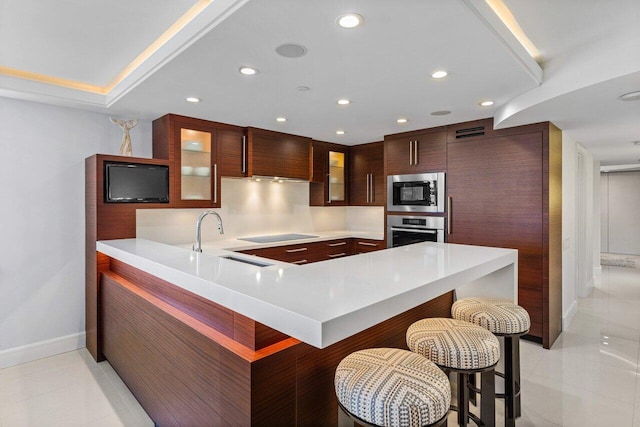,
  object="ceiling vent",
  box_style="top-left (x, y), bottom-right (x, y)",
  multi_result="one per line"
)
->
top-left (455, 125), bottom-right (485, 139)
